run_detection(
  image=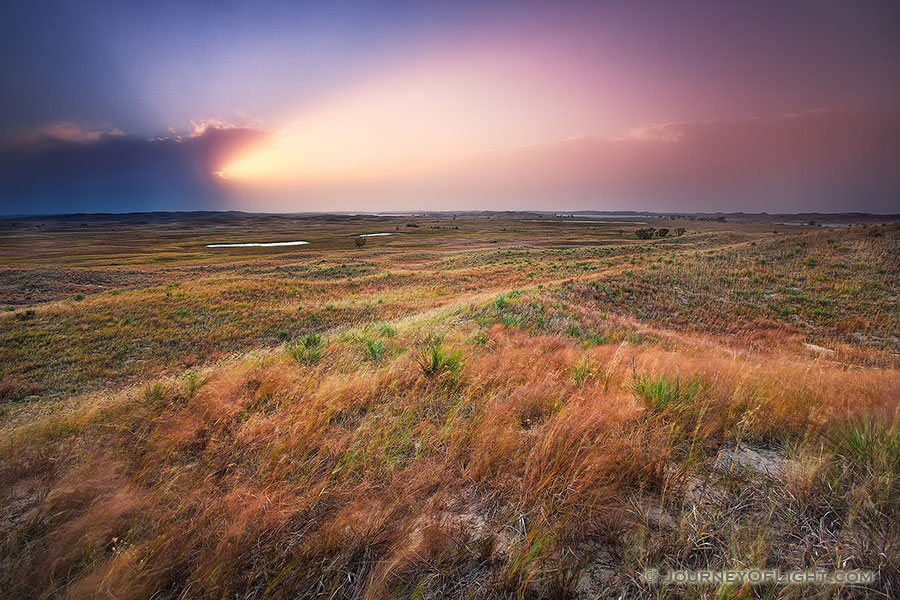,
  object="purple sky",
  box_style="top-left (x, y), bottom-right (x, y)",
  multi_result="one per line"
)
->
top-left (1, 1), bottom-right (898, 214)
